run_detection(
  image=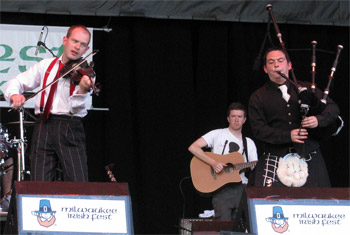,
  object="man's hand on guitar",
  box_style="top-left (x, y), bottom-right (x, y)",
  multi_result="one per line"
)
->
top-left (211, 161), bottom-right (227, 173)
